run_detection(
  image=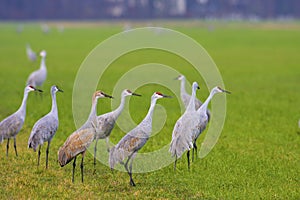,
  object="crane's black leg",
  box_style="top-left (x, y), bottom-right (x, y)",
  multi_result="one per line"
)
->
top-left (128, 152), bottom-right (137, 186)
top-left (124, 153), bottom-right (136, 186)
top-left (72, 156), bottom-right (77, 183)
top-left (174, 155), bottom-right (177, 171)
top-left (46, 142), bottom-right (50, 169)
top-left (81, 152), bottom-right (85, 183)
top-left (38, 145), bottom-right (41, 166)
top-left (187, 150), bottom-right (190, 170)
top-left (6, 139), bottom-right (9, 157)
top-left (13, 137), bottom-right (18, 157)
top-left (192, 142), bottom-right (197, 162)
top-left (194, 142), bottom-right (197, 160)
top-left (93, 139), bottom-right (98, 170)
